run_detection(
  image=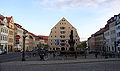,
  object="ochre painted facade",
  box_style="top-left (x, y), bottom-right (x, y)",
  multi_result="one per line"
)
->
top-left (48, 18), bottom-right (80, 51)
top-left (6, 16), bottom-right (15, 52)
